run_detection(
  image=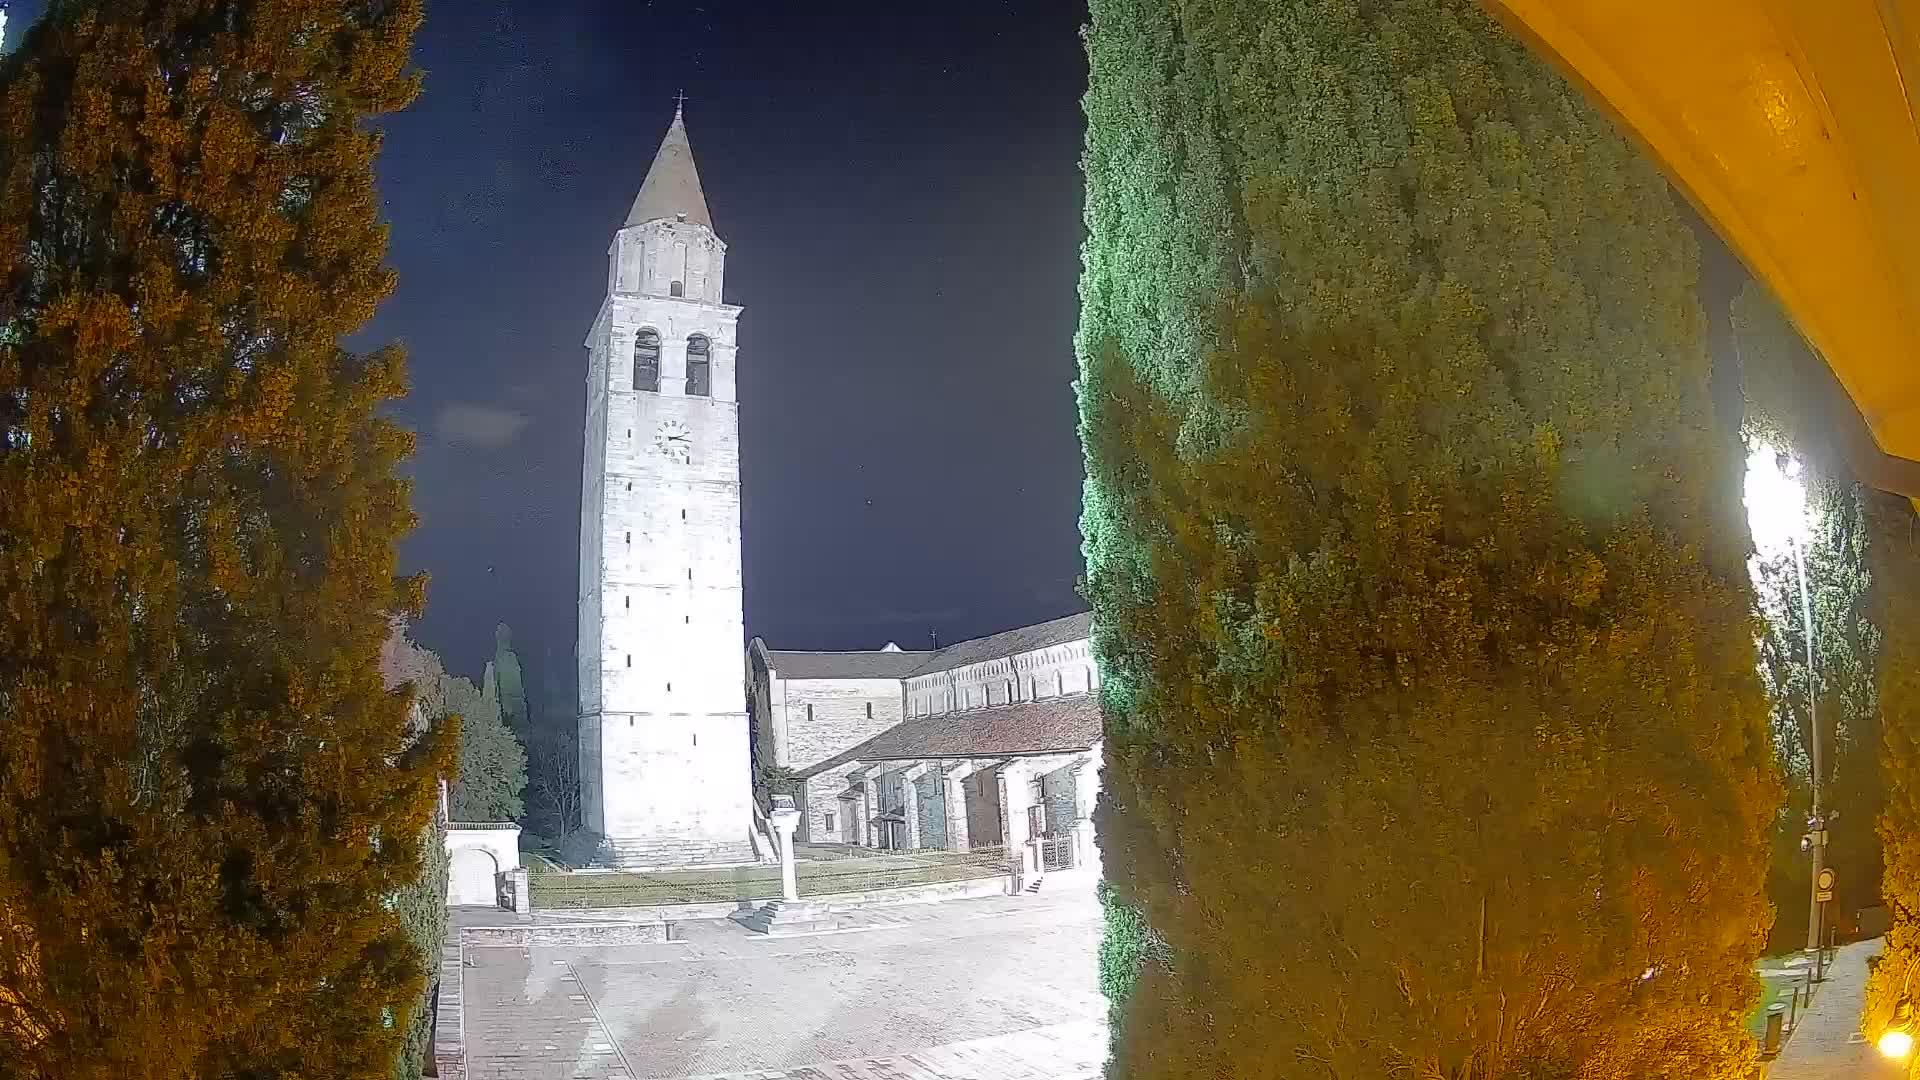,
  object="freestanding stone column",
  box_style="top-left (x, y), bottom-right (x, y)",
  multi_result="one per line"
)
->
top-left (770, 804), bottom-right (801, 902)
